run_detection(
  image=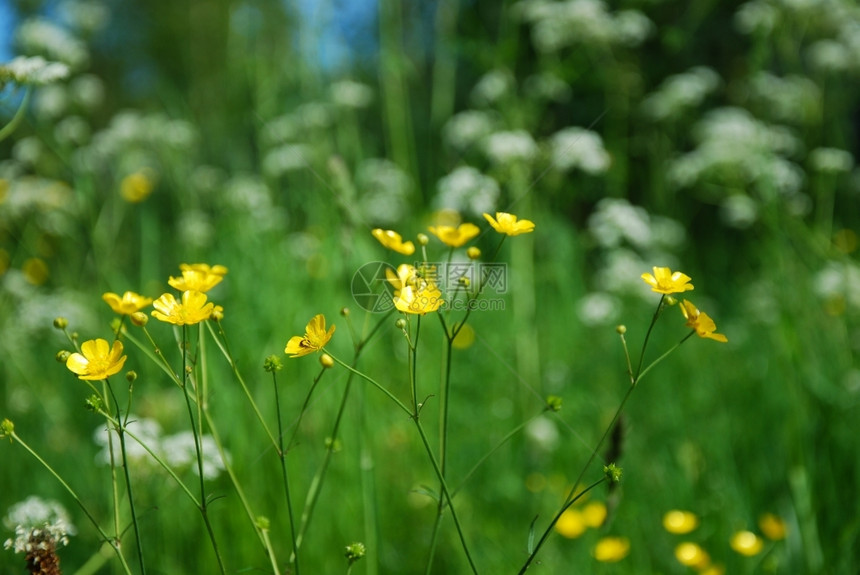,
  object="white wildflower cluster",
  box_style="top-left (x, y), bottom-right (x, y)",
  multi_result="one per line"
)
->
top-left (0, 56), bottom-right (69, 86)
top-left (435, 166), bottom-right (500, 217)
top-left (442, 110), bottom-right (499, 151)
top-left (356, 158), bottom-right (413, 224)
top-left (516, 0), bottom-right (653, 53)
top-left (329, 79), bottom-right (374, 109)
top-left (668, 107), bottom-right (804, 198)
top-left (15, 18), bottom-right (89, 70)
top-left (93, 417), bottom-right (228, 481)
top-left (640, 67), bottom-right (720, 122)
top-left (222, 174), bottom-right (286, 233)
top-left (3, 496), bottom-right (76, 554)
top-left (809, 147), bottom-right (854, 173)
top-left (57, 0), bottom-right (111, 35)
top-left (580, 199), bottom-right (687, 321)
top-left (549, 127), bottom-right (610, 174)
top-left (747, 72), bottom-right (821, 125)
top-left (470, 69), bottom-right (516, 107)
top-left (814, 262), bottom-right (860, 312)
top-left (523, 73), bottom-right (572, 102)
top-left (483, 130), bottom-right (538, 165)
top-left (262, 144), bottom-right (313, 178)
